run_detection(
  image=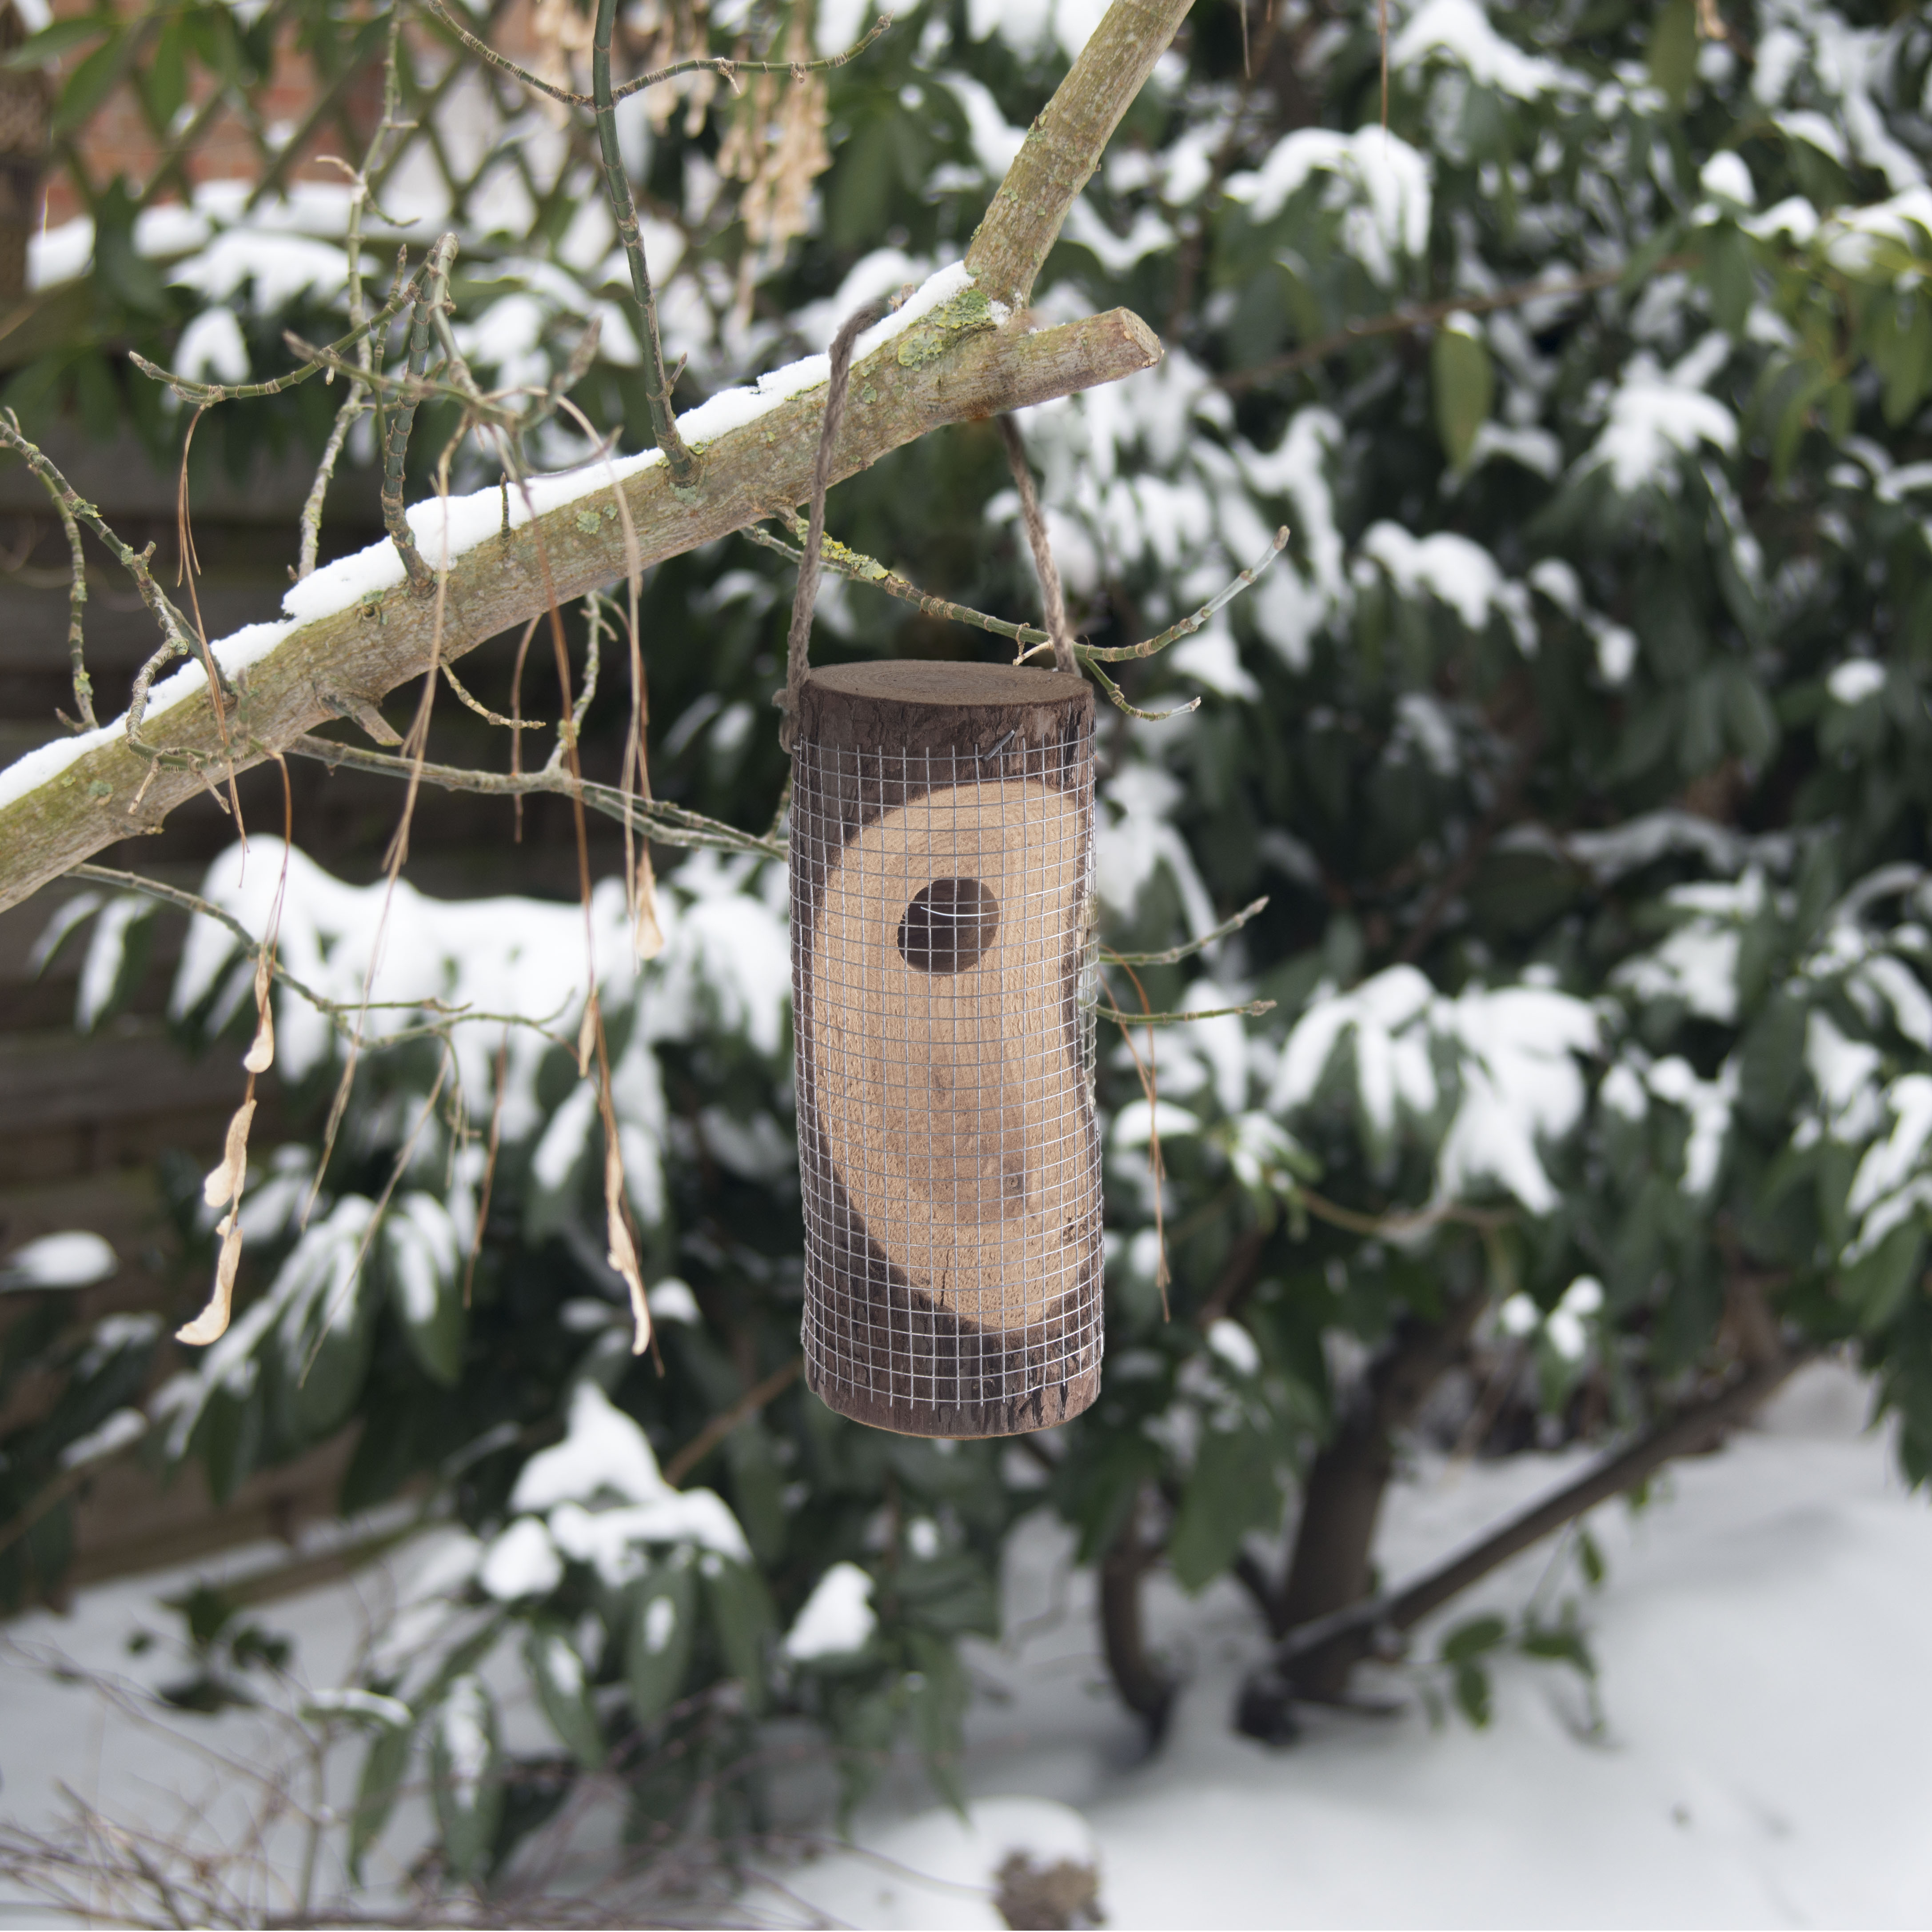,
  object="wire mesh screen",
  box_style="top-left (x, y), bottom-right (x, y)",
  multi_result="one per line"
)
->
top-left (790, 663), bottom-right (1102, 1437)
